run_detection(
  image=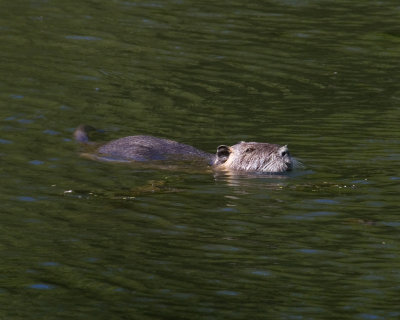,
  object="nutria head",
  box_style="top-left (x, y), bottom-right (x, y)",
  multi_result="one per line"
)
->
top-left (213, 141), bottom-right (294, 173)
